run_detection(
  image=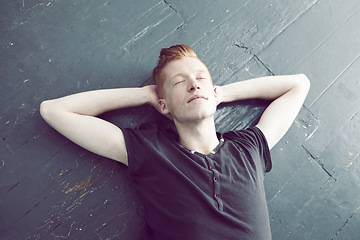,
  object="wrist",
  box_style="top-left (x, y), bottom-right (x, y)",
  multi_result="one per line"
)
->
top-left (217, 84), bottom-right (234, 103)
top-left (142, 85), bottom-right (159, 106)
top-left (215, 85), bottom-right (224, 105)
